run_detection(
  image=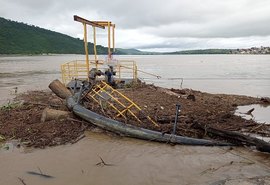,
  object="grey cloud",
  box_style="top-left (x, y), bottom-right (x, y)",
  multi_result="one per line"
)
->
top-left (0, 0), bottom-right (270, 50)
top-left (136, 36), bottom-right (270, 51)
